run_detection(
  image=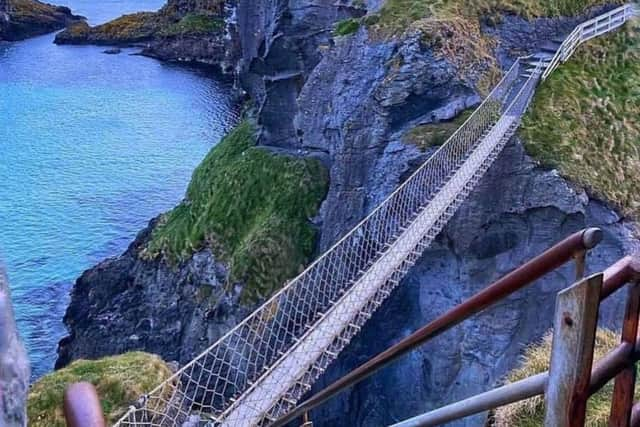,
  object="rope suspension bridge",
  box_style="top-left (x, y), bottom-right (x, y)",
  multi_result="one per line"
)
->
top-left (111, 5), bottom-right (637, 427)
